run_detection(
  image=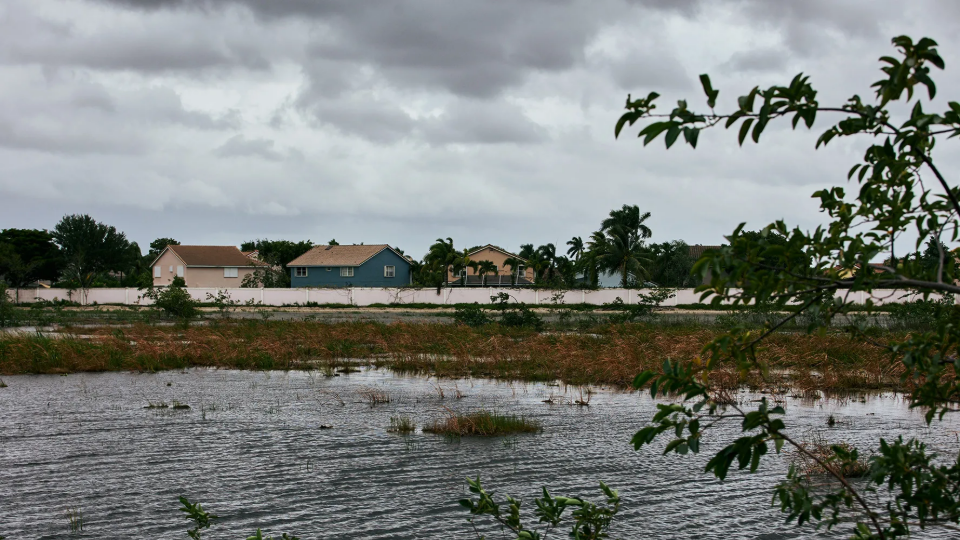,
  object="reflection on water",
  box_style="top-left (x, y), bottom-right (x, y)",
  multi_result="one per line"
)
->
top-left (0, 368), bottom-right (957, 539)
